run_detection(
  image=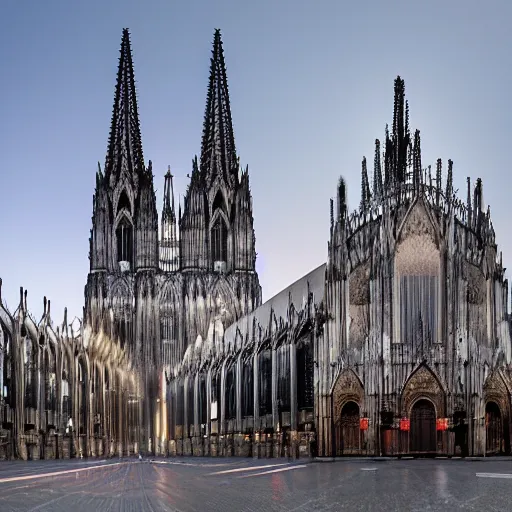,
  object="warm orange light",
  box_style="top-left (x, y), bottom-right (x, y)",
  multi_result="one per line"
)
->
top-left (400, 418), bottom-right (410, 431)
